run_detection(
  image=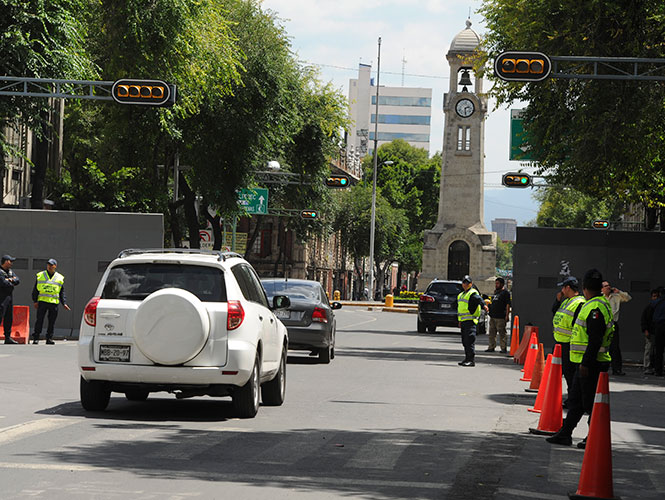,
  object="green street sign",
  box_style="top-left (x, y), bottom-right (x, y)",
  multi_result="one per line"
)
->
top-left (238, 188), bottom-right (268, 215)
top-left (510, 109), bottom-right (535, 161)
